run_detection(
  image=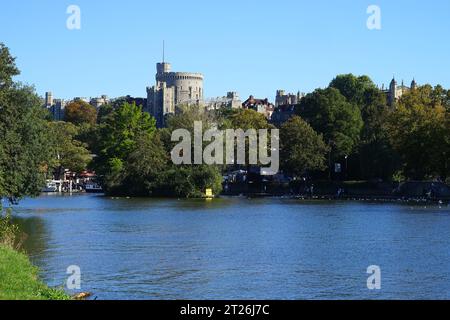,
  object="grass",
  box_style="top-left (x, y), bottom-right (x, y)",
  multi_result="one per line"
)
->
top-left (0, 245), bottom-right (70, 300)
